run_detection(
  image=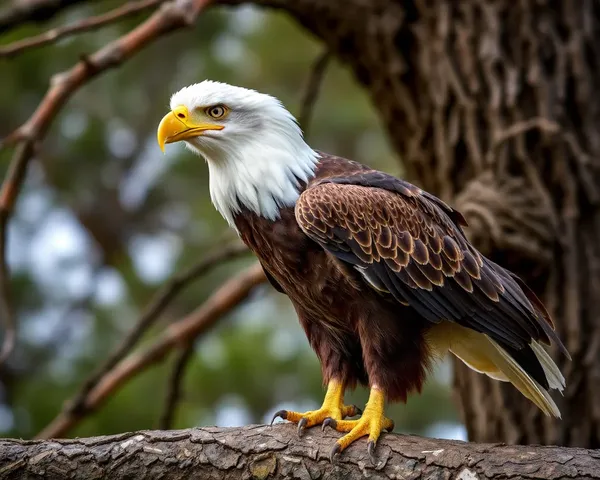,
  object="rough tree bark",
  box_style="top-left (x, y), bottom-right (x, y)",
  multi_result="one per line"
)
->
top-left (1, 425), bottom-right (599, 479)
top-left (219, 0), bottom-right (600, 448)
